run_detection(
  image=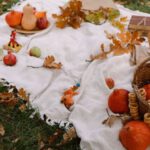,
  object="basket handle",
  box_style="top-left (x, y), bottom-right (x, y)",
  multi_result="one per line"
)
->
top-left (137, 57), bottom-right (150, 69)
top-left (132, 57), bottom-right (150, 86)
